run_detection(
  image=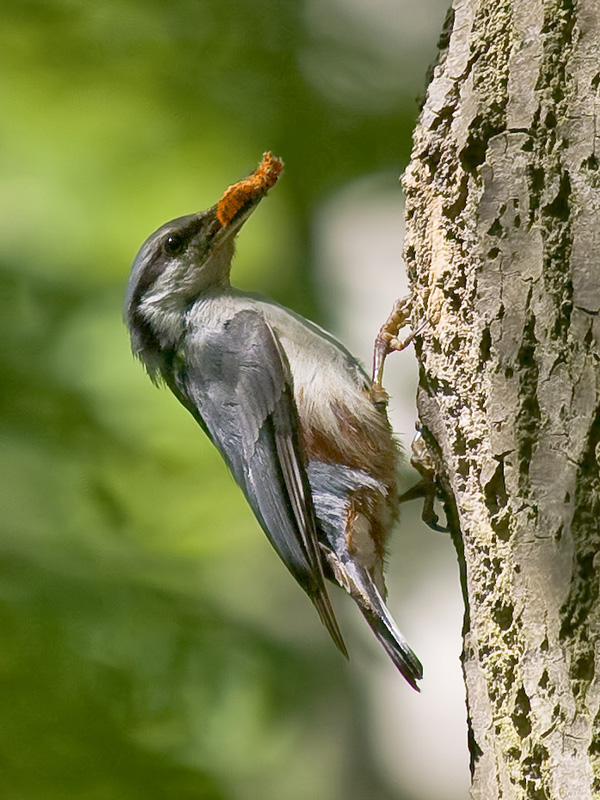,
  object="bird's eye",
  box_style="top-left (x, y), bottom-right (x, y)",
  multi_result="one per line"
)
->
top-left (163, 234), bottom-right (185, 256)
